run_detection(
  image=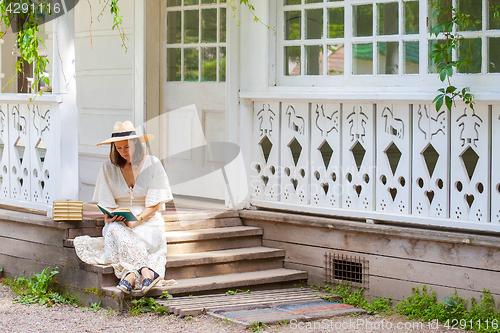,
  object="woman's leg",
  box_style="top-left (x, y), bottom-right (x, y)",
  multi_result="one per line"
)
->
top-left (104, 222), bottom-right (149, 280)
